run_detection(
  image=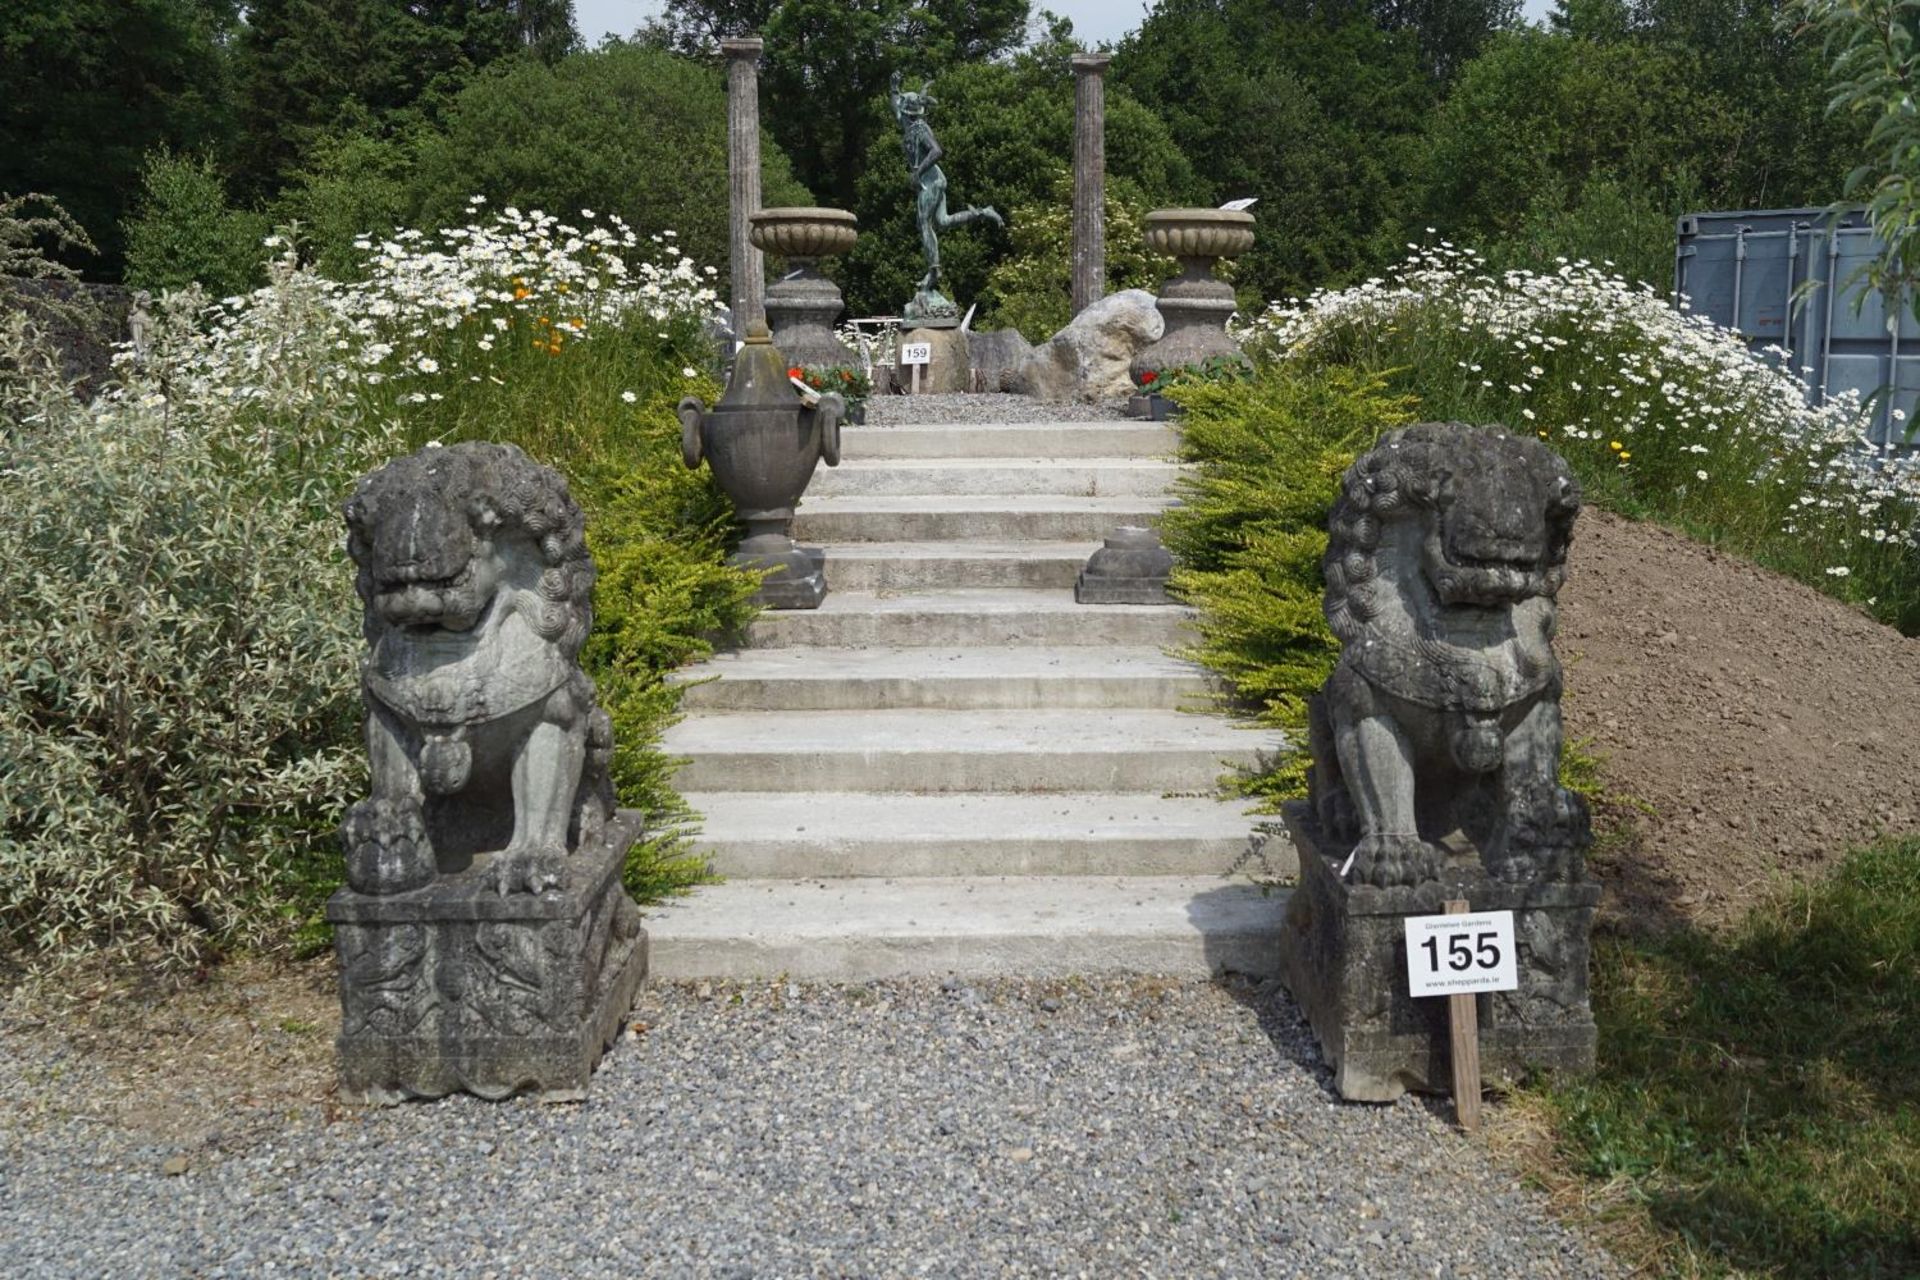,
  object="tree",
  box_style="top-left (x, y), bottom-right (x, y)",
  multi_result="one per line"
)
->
top-left (1115, 0), bottom-right (1437, 302)
top-left (1793, 0), bottom-right (1920, 312)
top-left (122, 150), bottom-right (271, 297)
top-left (408, 42), bottom-right (810, 275)
top-left (231, 0), bottom-right (579, 198)
top-left (0, 0), bottom-right (236, 277)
